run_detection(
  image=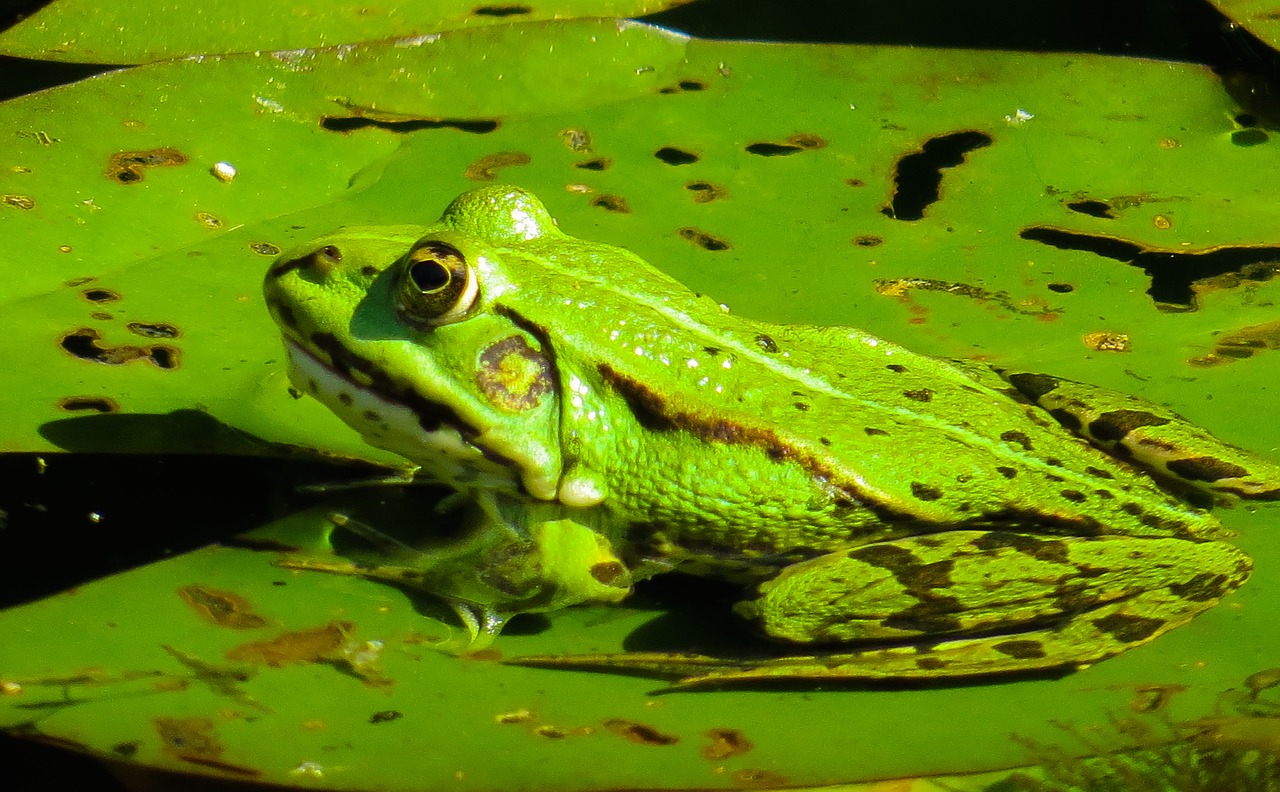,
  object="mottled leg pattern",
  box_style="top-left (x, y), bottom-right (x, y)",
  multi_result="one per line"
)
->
top-left (714, 529), bottom-right (1251, 683)
top-left (990, 366), bottom-right (1280, 500)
